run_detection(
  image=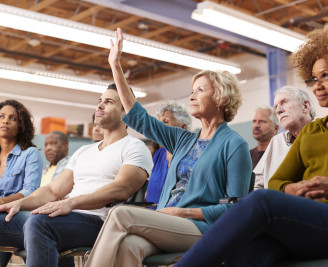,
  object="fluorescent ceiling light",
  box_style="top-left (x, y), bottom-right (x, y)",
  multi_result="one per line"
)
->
top-left (0, 4), bottom-right (241, 74)
top-left (0, 91), bottom-right (96, 110)
top-left (192, 1), bottom-right (305, 52)
top-left (0, 63), bottom-right (147, 98)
